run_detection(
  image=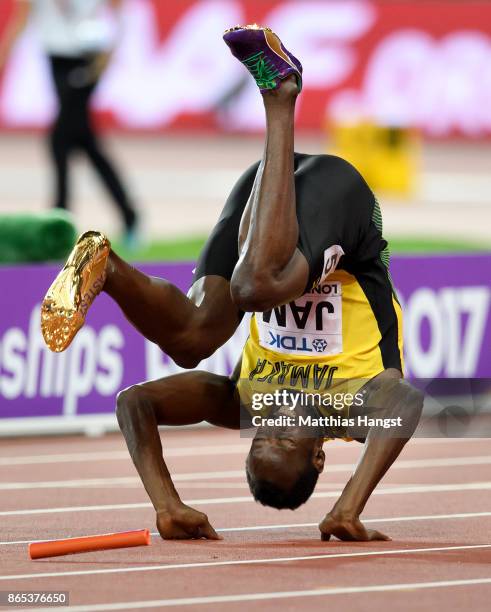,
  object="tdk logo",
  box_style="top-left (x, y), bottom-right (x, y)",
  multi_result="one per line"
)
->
top-left (268, 333), bottom-right (328, 353)
top-left (312, 338), bottom-right (328, 352)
